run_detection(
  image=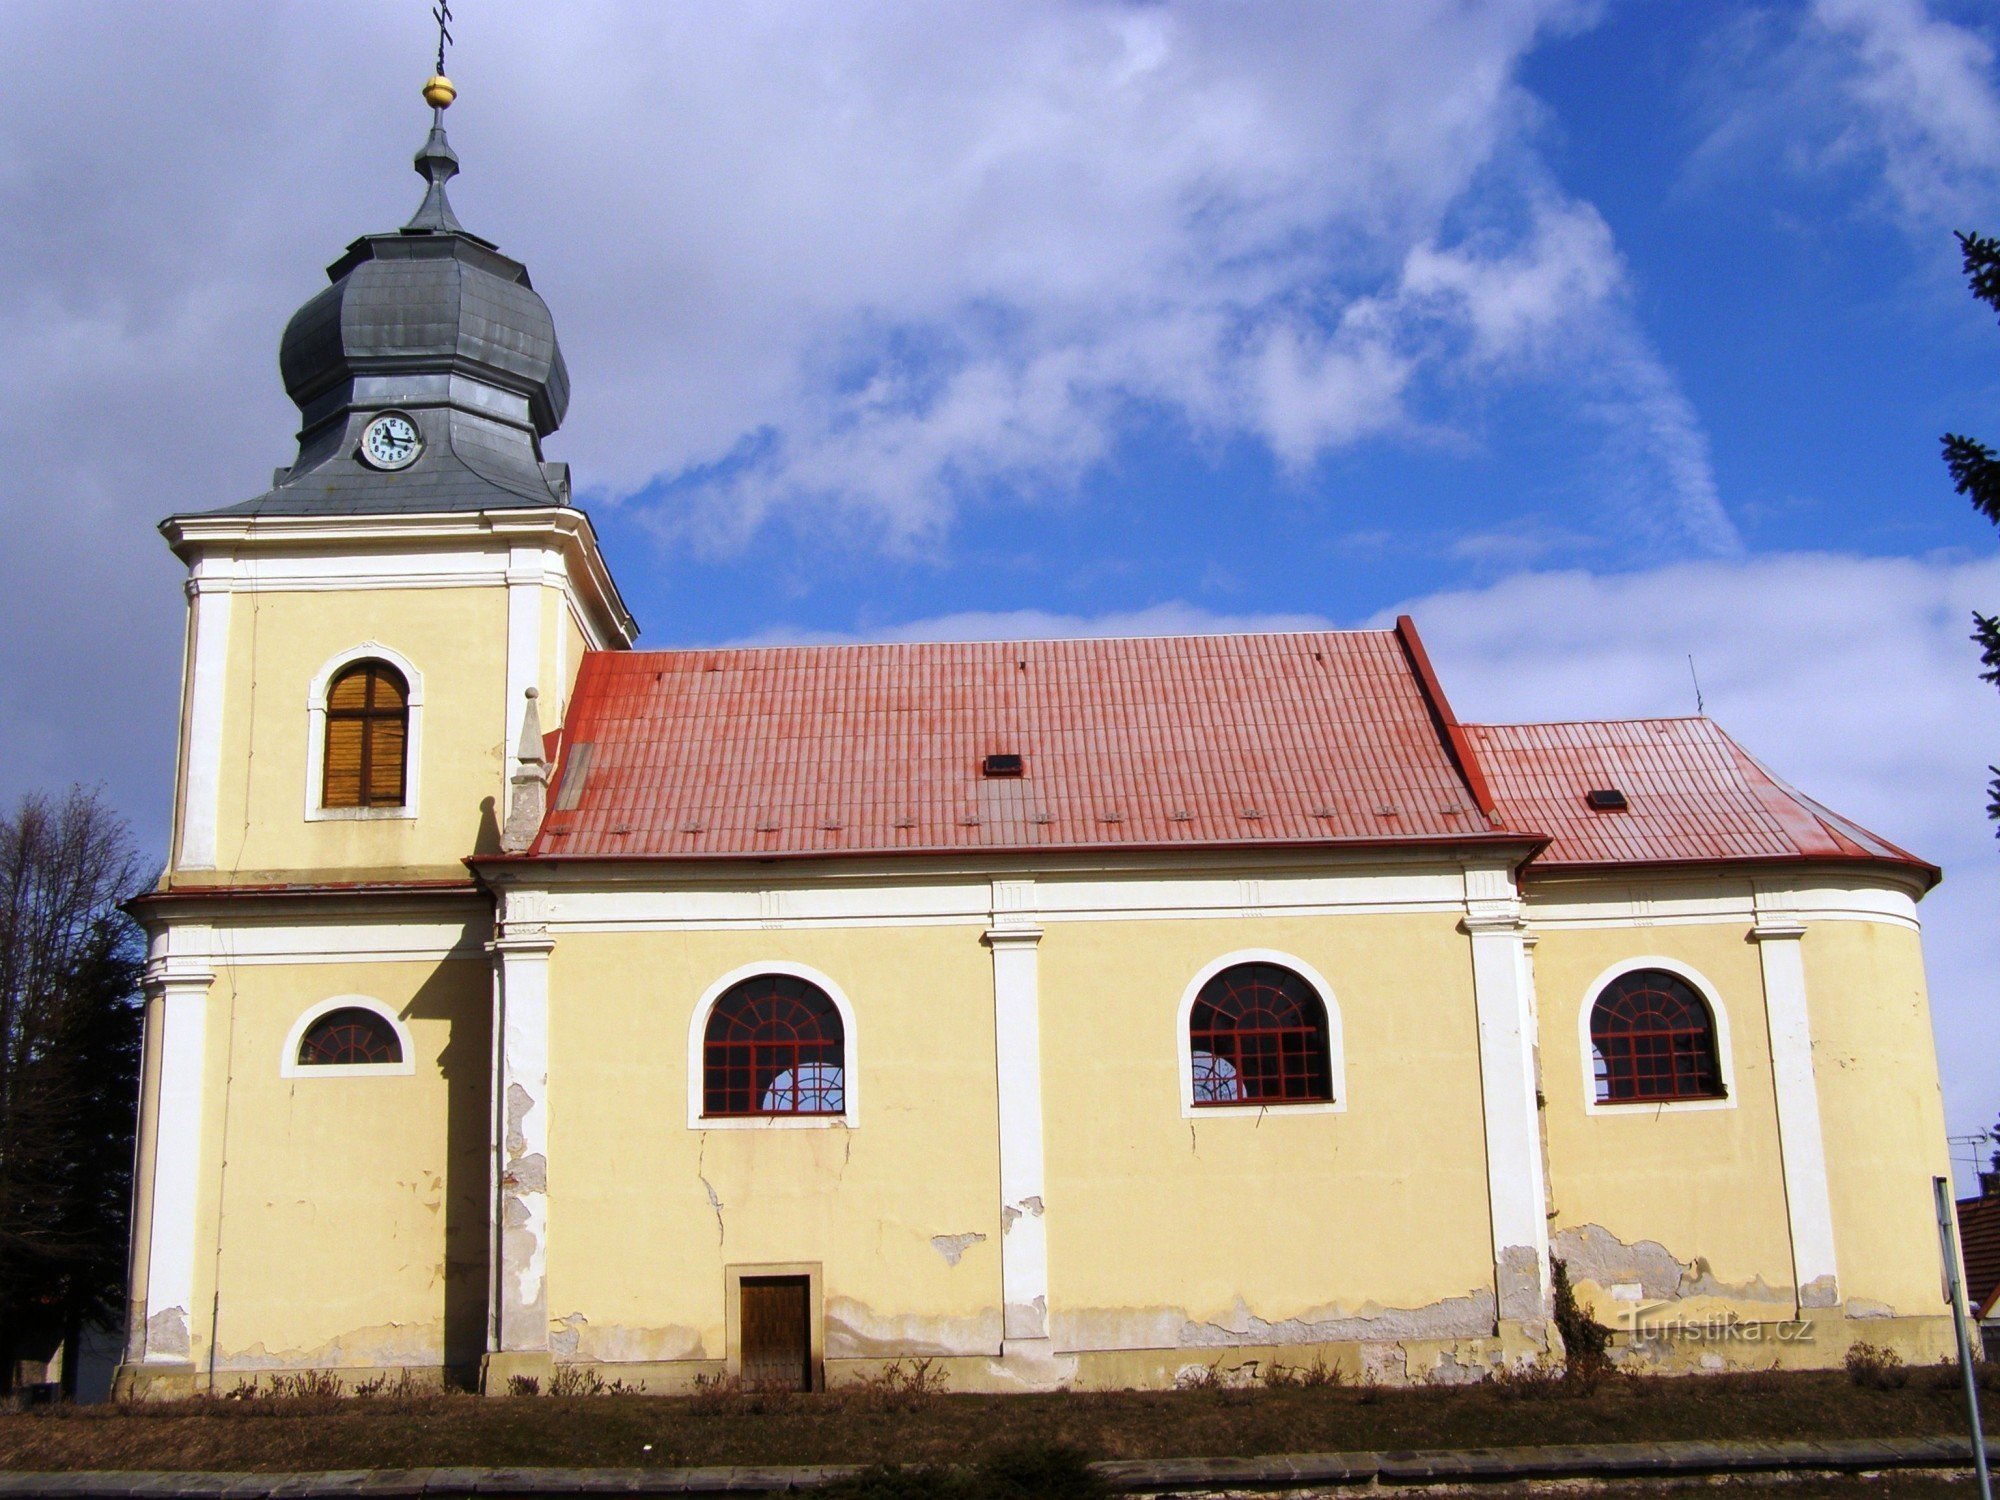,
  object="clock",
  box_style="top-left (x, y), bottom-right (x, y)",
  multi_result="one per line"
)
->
top-left (360, 412), bottom-right (422, 471)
